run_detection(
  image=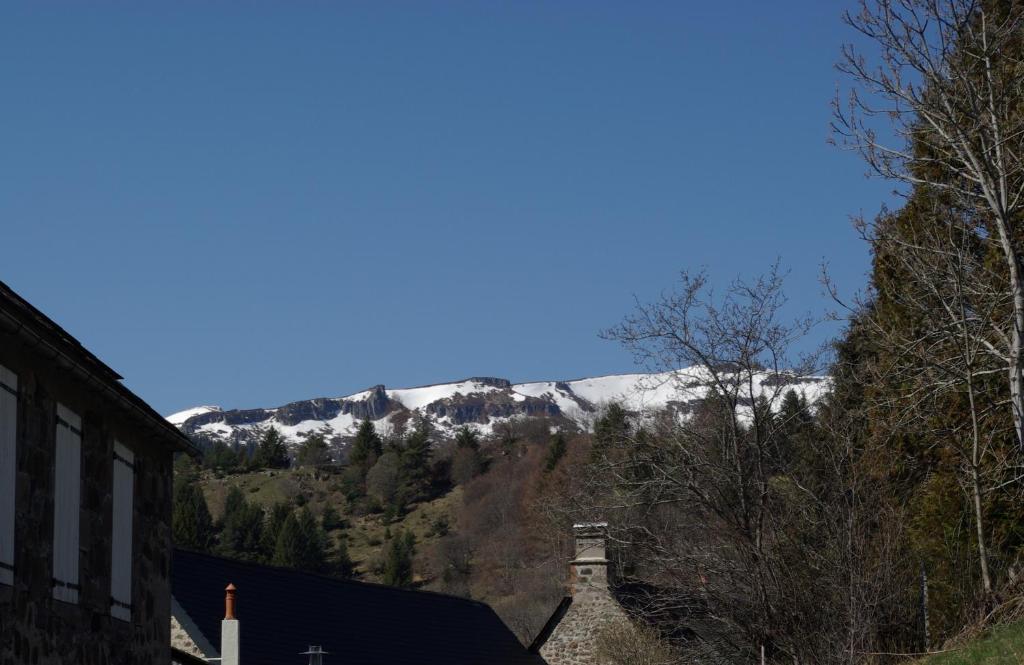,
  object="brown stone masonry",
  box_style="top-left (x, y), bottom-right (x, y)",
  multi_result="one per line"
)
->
top-left (0, 307), bottom-right (180, 665)
top-left (537, 523), bottom-right (631, 665)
